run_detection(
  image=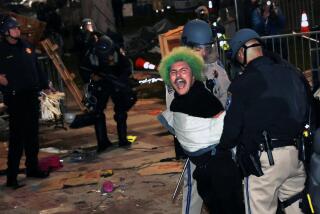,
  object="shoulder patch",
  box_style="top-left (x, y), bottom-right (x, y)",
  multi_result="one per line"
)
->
top-left (167, 86), bottom-right (174, 94)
